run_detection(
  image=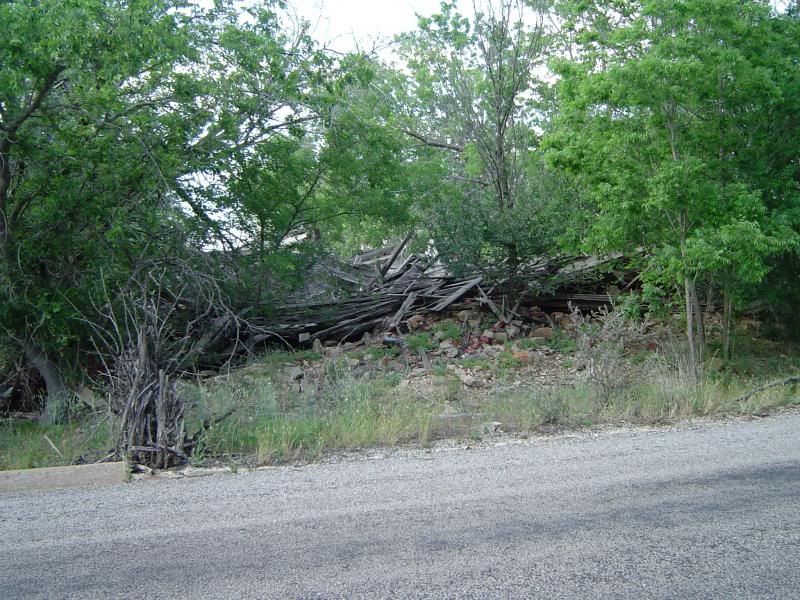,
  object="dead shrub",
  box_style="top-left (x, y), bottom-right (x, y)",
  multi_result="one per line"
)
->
top-left (570, 303), bottom-right (646, 407)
